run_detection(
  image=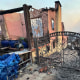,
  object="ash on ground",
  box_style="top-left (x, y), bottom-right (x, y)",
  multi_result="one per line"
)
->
top-left (16, 49), bottom-right (80, 80)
